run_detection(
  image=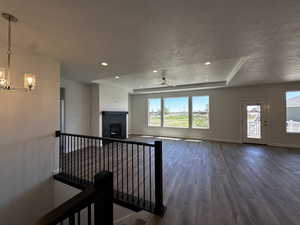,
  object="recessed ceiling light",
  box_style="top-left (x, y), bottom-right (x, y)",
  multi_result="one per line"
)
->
top-left (101, 62), bottom-right (108, 67)
top-left (153, 70), bottom-right (158, 73)
top-left (205, 62), bottom-right (211, 65)
top-left (115, 75), bottom-right (120, 79)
